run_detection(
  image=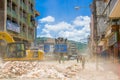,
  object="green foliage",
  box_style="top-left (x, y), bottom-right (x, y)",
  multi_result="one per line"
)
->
top-left (36, 37), bottom-right (47, 44)
top-left (76, 42), bottom-right (87, 53)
